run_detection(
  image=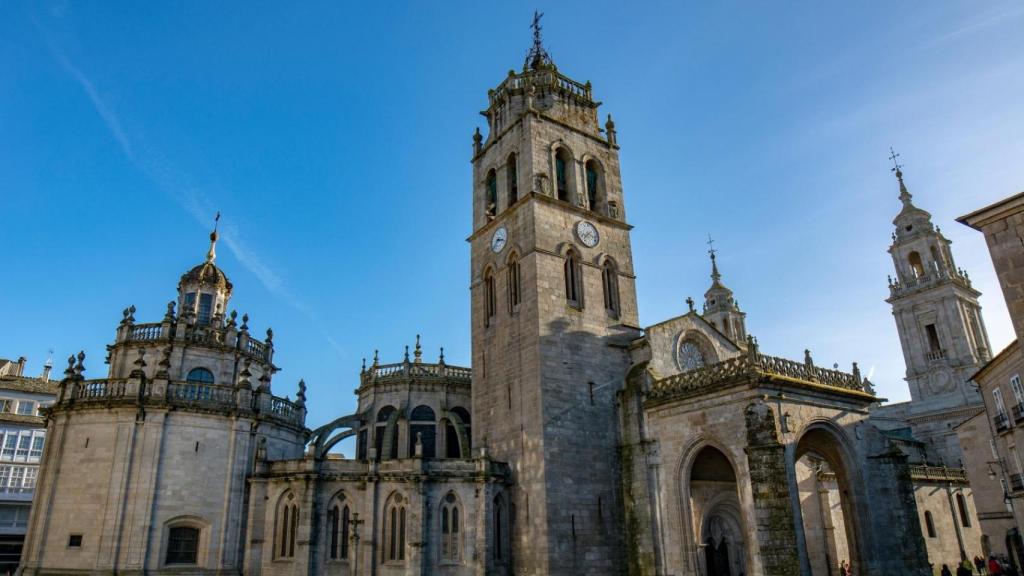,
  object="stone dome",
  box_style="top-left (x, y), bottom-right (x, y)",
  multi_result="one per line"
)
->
top-left (179, 260), bottom-right (233, 294)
